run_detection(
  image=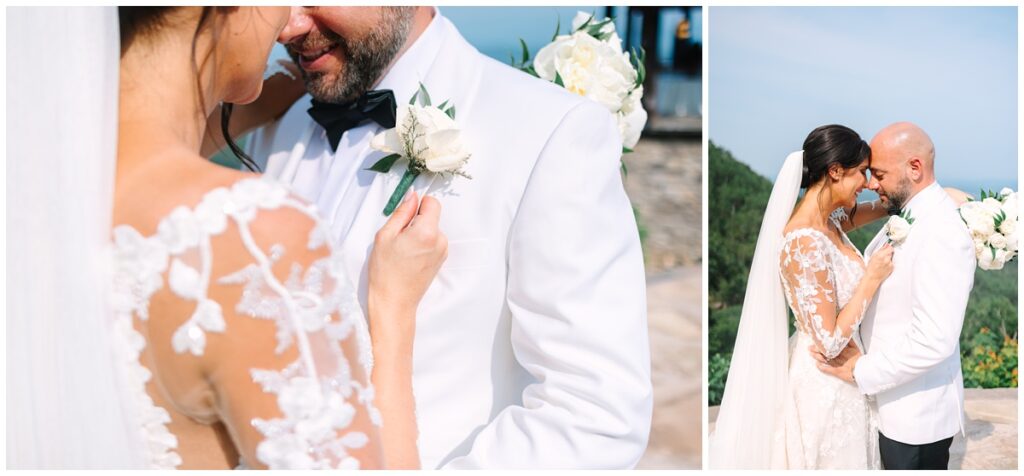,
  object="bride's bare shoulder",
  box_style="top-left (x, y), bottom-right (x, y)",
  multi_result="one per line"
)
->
top-left (112, 153), bottom-right (325, 262)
